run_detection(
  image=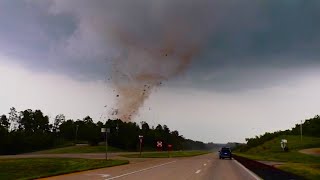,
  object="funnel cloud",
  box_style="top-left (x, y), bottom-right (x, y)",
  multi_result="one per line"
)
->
top-left (48, 0), bottom-right (219, 121)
